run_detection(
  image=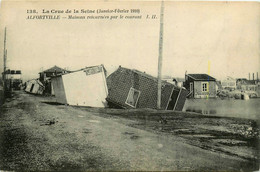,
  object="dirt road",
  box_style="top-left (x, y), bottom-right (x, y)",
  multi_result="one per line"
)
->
top-left (0, 91), bottom-right (259, 171)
